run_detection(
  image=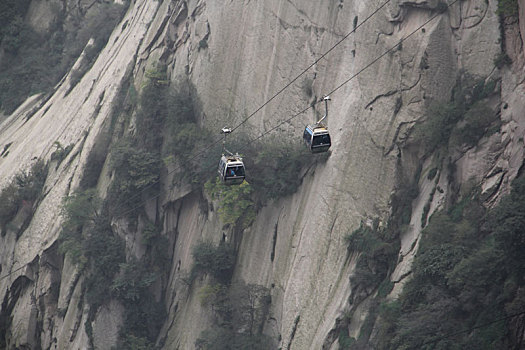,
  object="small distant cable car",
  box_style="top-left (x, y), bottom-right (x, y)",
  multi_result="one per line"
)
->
top-left (303, 96), bottom-right (332, 153)
top-left (218, 155), bottom-right (245, 184)
top-left (303, 125), bottom-right (331, 153)
top-left (218, 127), bottom-right (246, 185)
